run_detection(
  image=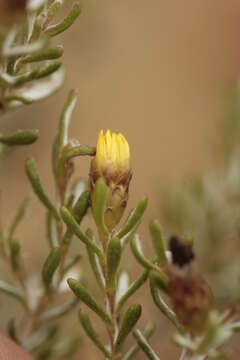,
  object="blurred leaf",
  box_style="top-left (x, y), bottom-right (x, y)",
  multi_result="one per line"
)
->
top-left (0, 129), bottom-right (38, 146)
top-left (25, 158), bottom-right (60, 220)
top-left (42, 247), bottom-right (61, 288)
top-left (0, 280), bottom-right (27, 309)
top-left (7, 197), bottom-right (30, 244)
top-left (40, 299), bottom-right (79, 323)
top-left (44, 3), bottom-right (81, 37)
top-left (20, 45), bottom-right (63, 64)
top-left (79, 310), bottom-right (111, 357)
